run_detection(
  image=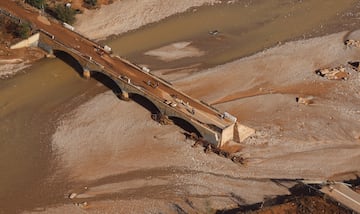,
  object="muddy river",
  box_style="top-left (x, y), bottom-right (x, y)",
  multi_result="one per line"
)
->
top-left (107, 0), bottom-right (359, 70)
top-left (1, 0), bottom-right (359, 212)
top-left (0, 58), bottom-right (105, 212)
